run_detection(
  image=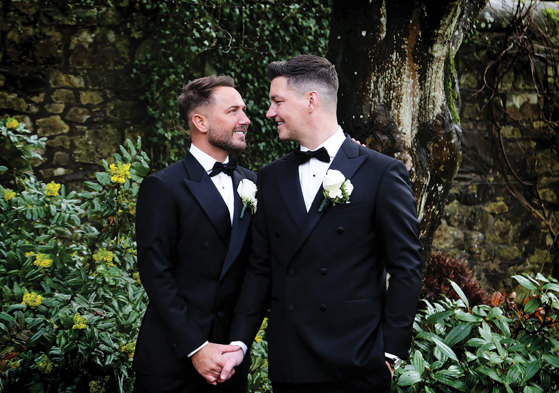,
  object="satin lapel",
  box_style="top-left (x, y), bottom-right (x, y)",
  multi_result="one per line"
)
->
top-left (277, 154), bottom-right (307, 229)
top-left (286, 137), bottom-right (366, 266)
top-left (220, 170), bottom-right (251, 280)
top-left (182, 153), bottom-right (231, 244)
